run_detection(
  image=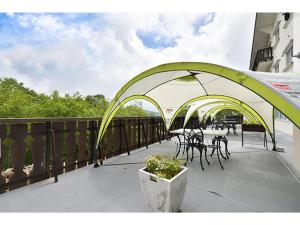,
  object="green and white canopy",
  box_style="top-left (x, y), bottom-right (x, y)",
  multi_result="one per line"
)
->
top-left (97, 62), bottom-right (300, 145)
